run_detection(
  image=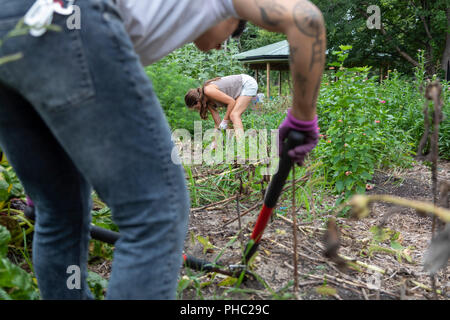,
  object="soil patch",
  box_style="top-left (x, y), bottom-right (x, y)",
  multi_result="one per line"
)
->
top-left (180, 160), bottom-right (450, 300)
